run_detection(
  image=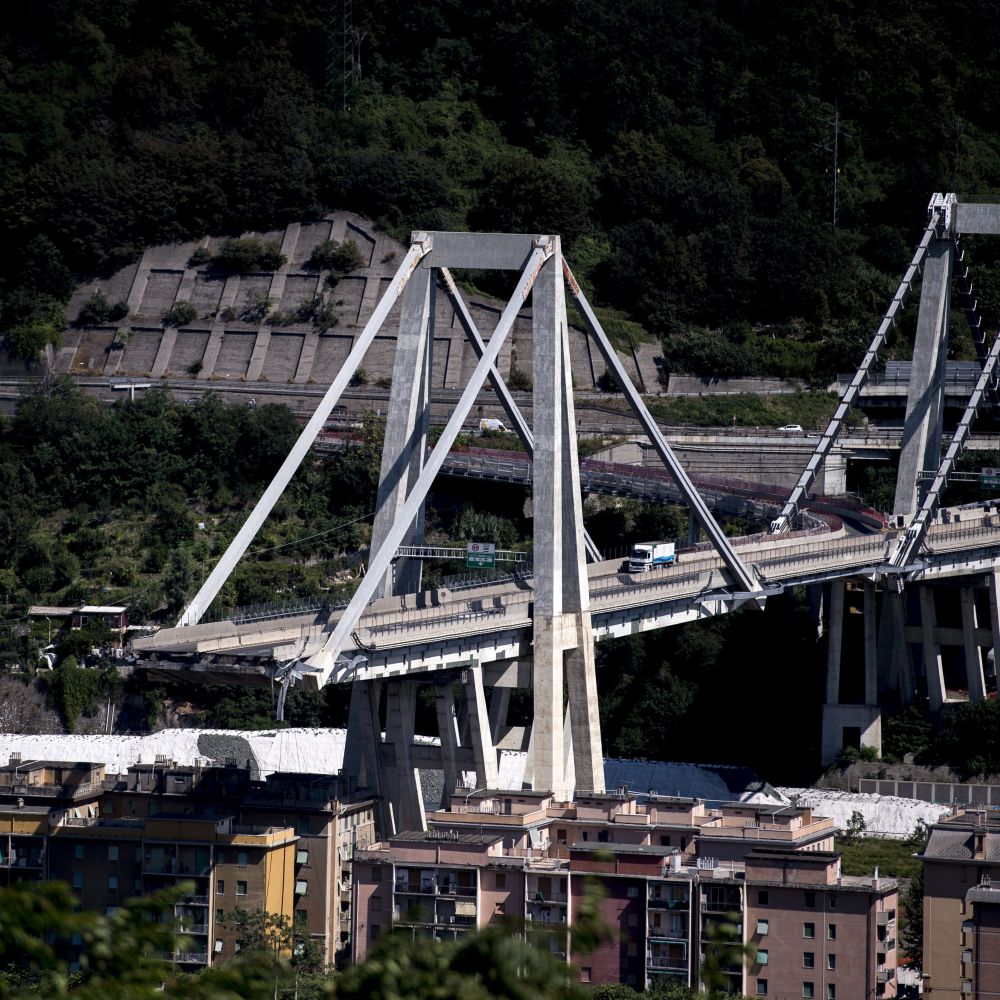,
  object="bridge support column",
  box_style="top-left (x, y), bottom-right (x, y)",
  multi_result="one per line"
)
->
top-left (889, 591), bottom-right (916, 705)
top-left (864, 583), bottom-right (878, 705)
top-left (435, 680), bottom-right (461, 808)
top-left (920, 587), bottom-right (947, 711)
top-left (369, 260), bottom-right (435, 599)
top-left (383, 681), bottom-right (425, 833)
top-left (822, 452), bottom-right (848, 496)
top-left (893, 237), bottom-right (951, 518)
top-left (342, 680), bottom-right (387, 829)
top-left (820, 581), bottom-right (883, 764)
top-left (807, 584), bottom-right (824, 640)
top-left (961, 586), bottom-right (987, 701)
top-left (488, 687), bottom-right (511, 745)
top-left (464, 663), bottom-right (499, 791)
top-left (989, 570), bottom-right (1000, 690)
top-left (687, 509), bottom-right (701, 546)
top-left (825, 581), bottom-right (845, 704)
top-left (530, 237), bottom-right (604, 799)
